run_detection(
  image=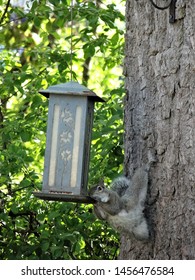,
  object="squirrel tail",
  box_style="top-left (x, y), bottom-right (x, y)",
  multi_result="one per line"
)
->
top-left (111, 176), bottom-right (131, 197)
